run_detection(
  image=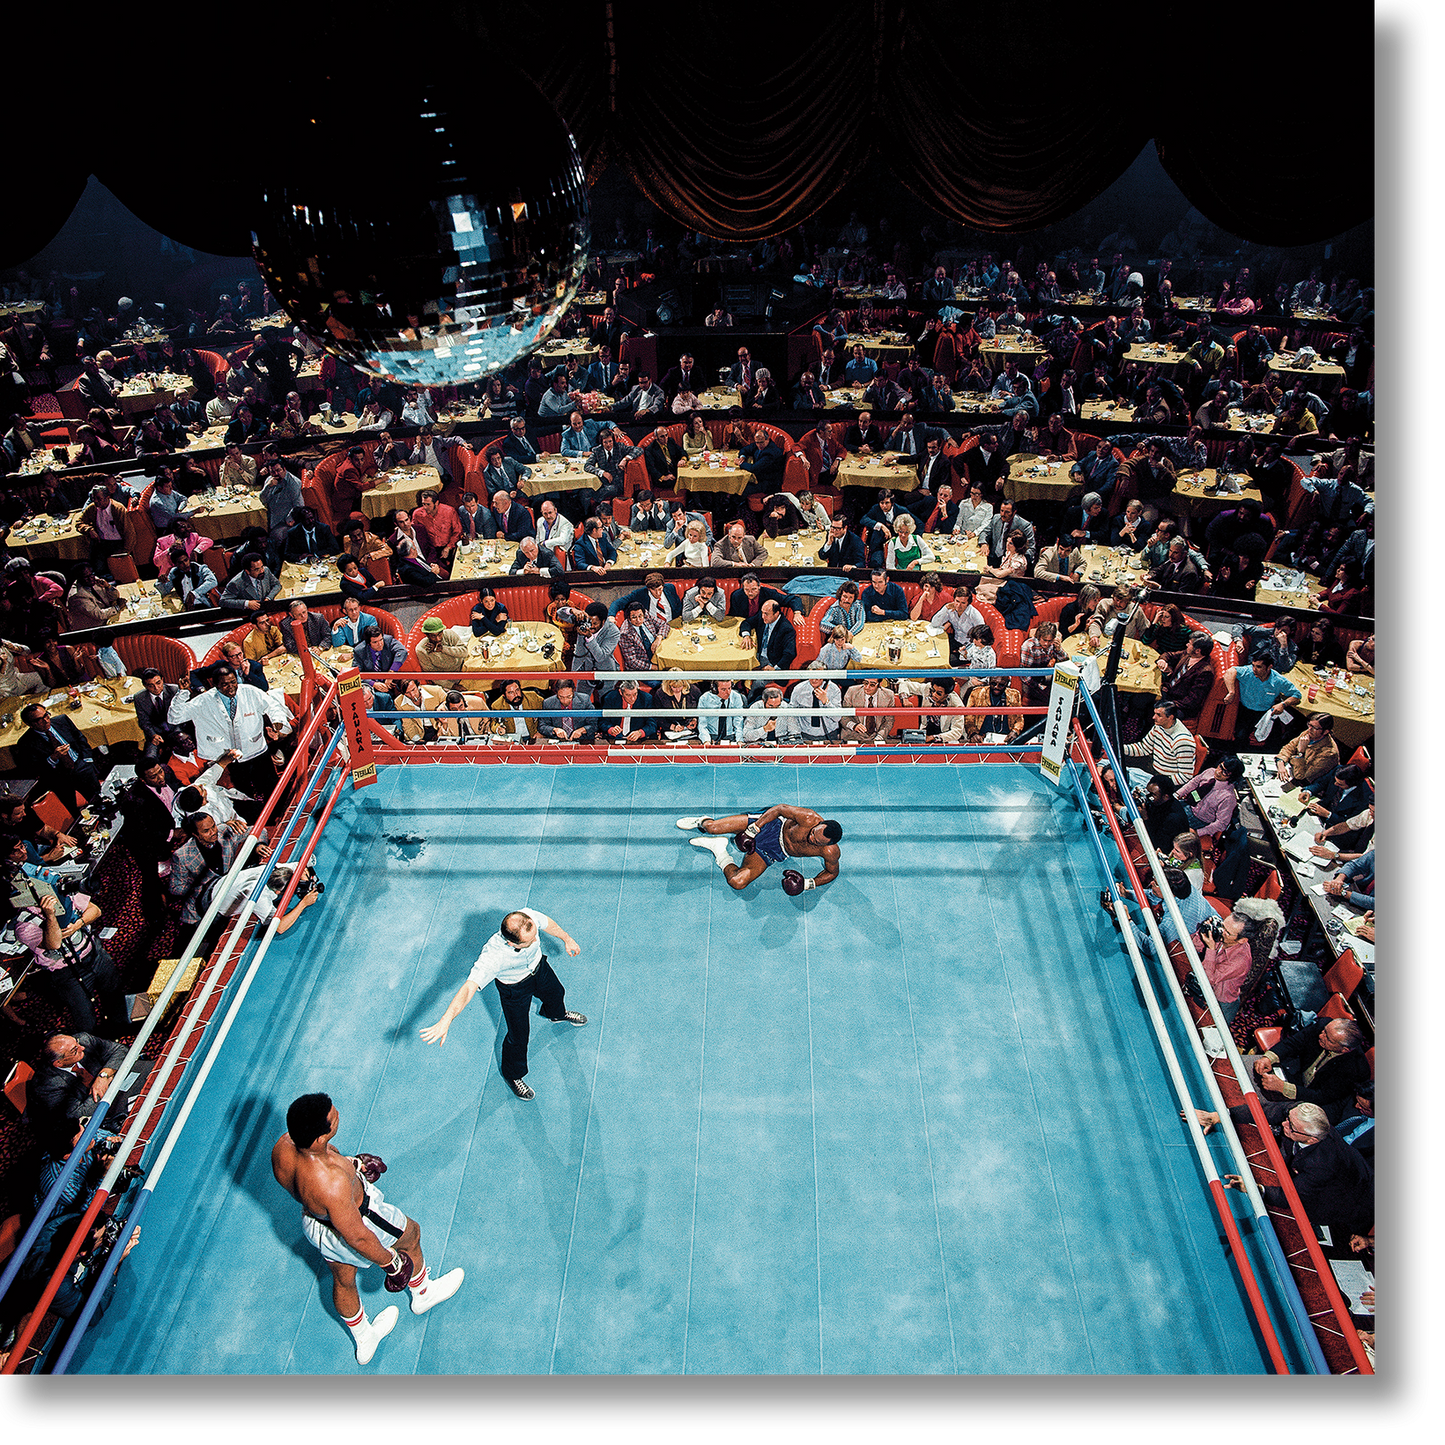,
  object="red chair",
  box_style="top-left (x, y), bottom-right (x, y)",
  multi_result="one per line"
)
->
top-left (1254, 1025), bottom-right (1283, 1054)
top-left (1347, 745), bottom-right (1371, 771)
top-left (30, 791), bottom-right (73, 835)
top-left (3, 1061), bottom-right (32, 1118)
top-left (107, 553), bottom-right (140, 585)
top-left (113, 633), bottom-right (195, 684)
top-left (202, 606), bottom-right (406, 667)
top-left (1317, 995), bottom-right (1355, 1021)
top-left (1322, 950), bottom-right (1364, 1001)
